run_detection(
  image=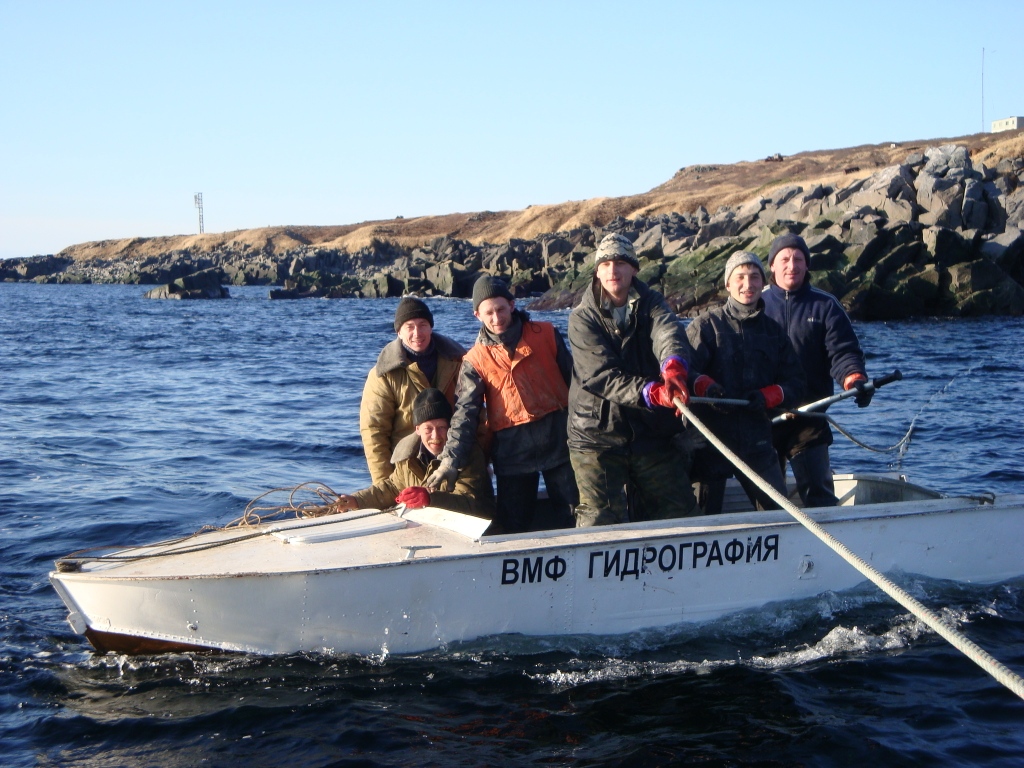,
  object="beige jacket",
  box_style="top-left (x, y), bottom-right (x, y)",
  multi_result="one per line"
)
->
top-left (359, 333), bottom-right (465, 484)
top-left (351, 433), bottom-right (494, 518)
